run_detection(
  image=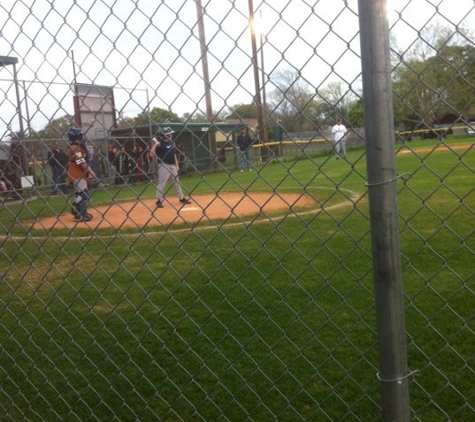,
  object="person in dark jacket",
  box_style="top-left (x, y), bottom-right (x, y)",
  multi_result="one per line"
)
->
top-left (237, 127), bottom-right (254, 172)
top-left (48, 141), bottom-right (69, 194)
